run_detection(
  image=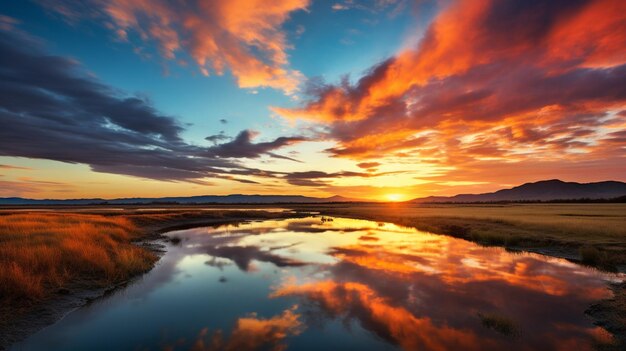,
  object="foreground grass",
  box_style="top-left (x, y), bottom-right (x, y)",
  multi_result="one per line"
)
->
top-left (304, 203), bottom-right (626, 270)
top-left (0, 213), bottom-right (156, 305)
